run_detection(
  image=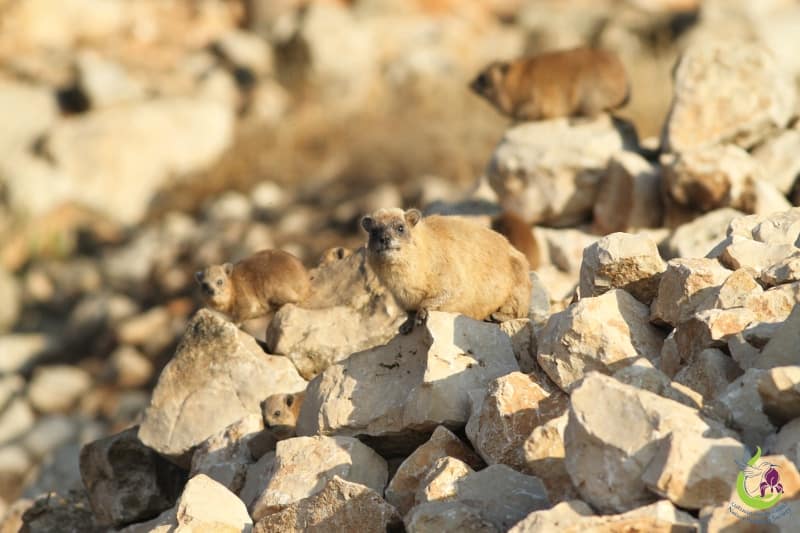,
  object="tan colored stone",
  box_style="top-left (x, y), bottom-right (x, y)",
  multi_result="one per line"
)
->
top-left (673, 348), bottom-right (743, 401)
top-left (663, 208), bottom-right (744, 259)
top-left (761, 251), bottom-right (800, 286)
top-left (673, 307), bottom-right (756, 364)
top-left (758, 305), bottom-right (800, 369)
top-left (414, 456), bottom-right (474, 506)
top-left (520, 414), bottom-right (575, 503)
top-left (714, 368), bottom-right (777, 447)
top-left (405, 501), bottom-right (498, 533)
top-left (613, 358), bottom-right (703, 409)
top-left (719, 238), bottom-right (799, 276)
top-left (758, 366), bottom-right (800, 425)
top-left (650, 258), bottom-right (731, 327)
top-left (499, 319), bottom-right (538, 374)
top-left (593, 151), bottom-right (663, 234)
